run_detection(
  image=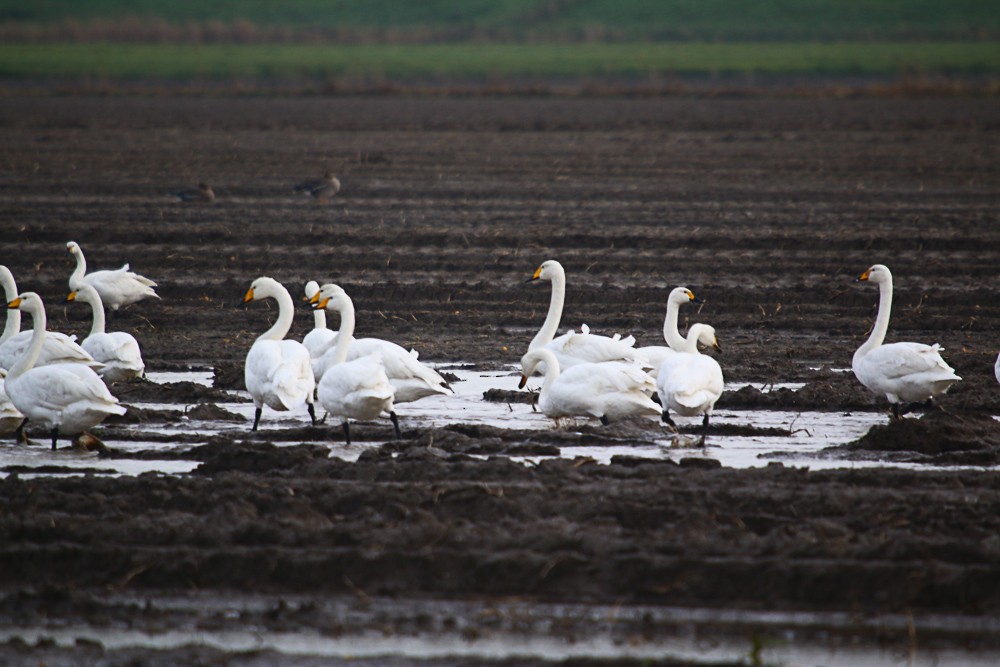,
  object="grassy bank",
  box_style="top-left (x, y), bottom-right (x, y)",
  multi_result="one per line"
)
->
top-left (1, 42), bottom-right (997, 81)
